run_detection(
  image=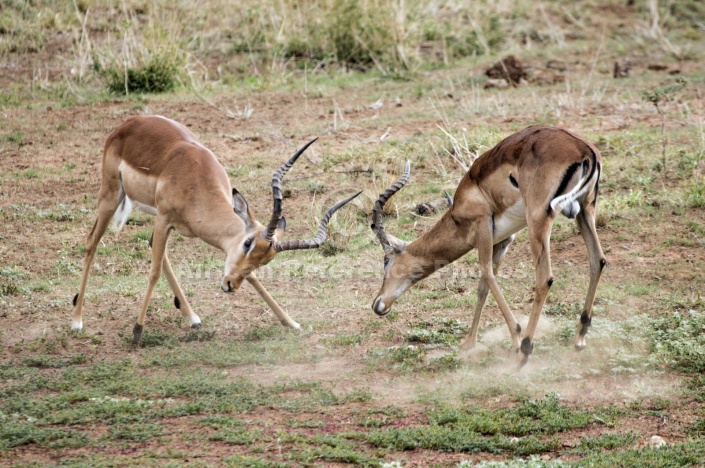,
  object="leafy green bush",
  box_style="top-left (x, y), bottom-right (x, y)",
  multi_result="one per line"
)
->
top-left (281, 0), bottom-right (401, 71)
top-left (105, 54), bottom-right (181, 95)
